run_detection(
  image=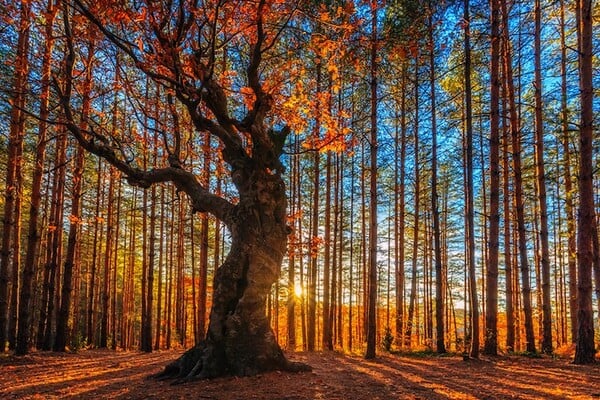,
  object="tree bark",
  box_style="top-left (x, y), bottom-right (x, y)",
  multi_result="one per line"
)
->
top-left (573, 0), bottom-right (596, 365)
top-left (429, 6), bottom-right (445, 355)
top-left (16, 0), bottom-right (58, 355)
top-left (323, 151), bottom-right (333, 351)
top-left (100, 167), bottom-right (115, 349)
top-left (406, 54), bottom-right (420, 348)
top-left (54, 23), bottom-right (92, 351)
top-left (484, 0), bottom-right (500, 357)
top-left (464, 0), bottom-right (479, 357)
top-left (365, 0), bottom-right (378, 360)
top-left (154, 184), bottom-right (166, 350)
top-left (54, 143), bottom-right (85, 352)
top-left (558, 0), bottom-right (577, 345)
top-left (503, 115), bottom-right (515, 352)
top-left (307, 61), bottom-right (321, 352)
top-left (533, 0), bottom-right (553, 355)
top-left (157, 168), bottom-right (310, 380)
top-left (395, 64), bottom-right (407, 349)
top-left (197, 133), bottom-right (211, 341)
top-left (500, 0), bottom-right (536, 353)
top-left (0, 0), bottom-right (31, 353)
top-left (38, 126), bottom-right (67, 351)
